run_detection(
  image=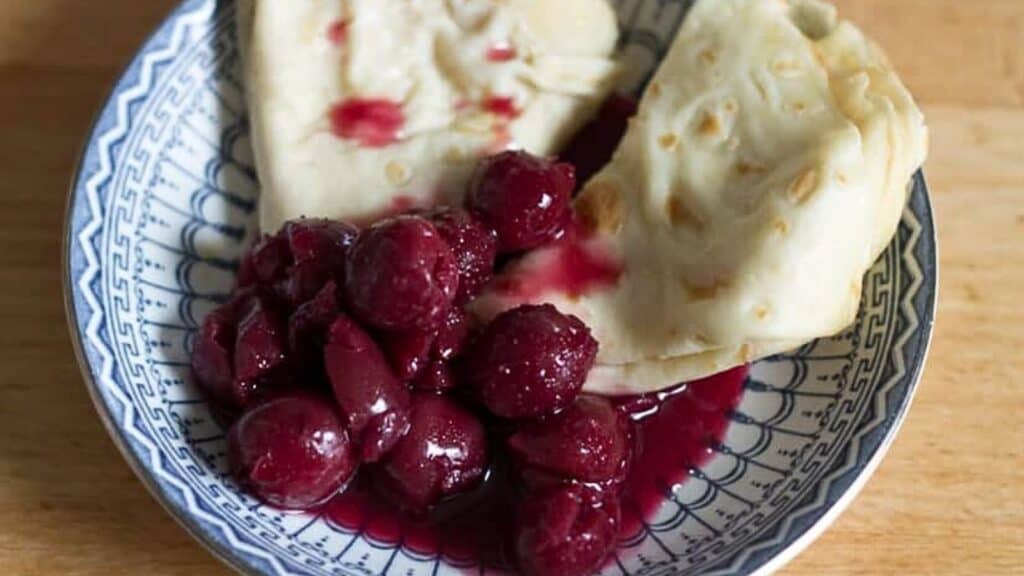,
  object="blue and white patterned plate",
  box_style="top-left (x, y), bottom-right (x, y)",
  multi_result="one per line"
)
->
top-left (63, 1), bottom-right (937, 574)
